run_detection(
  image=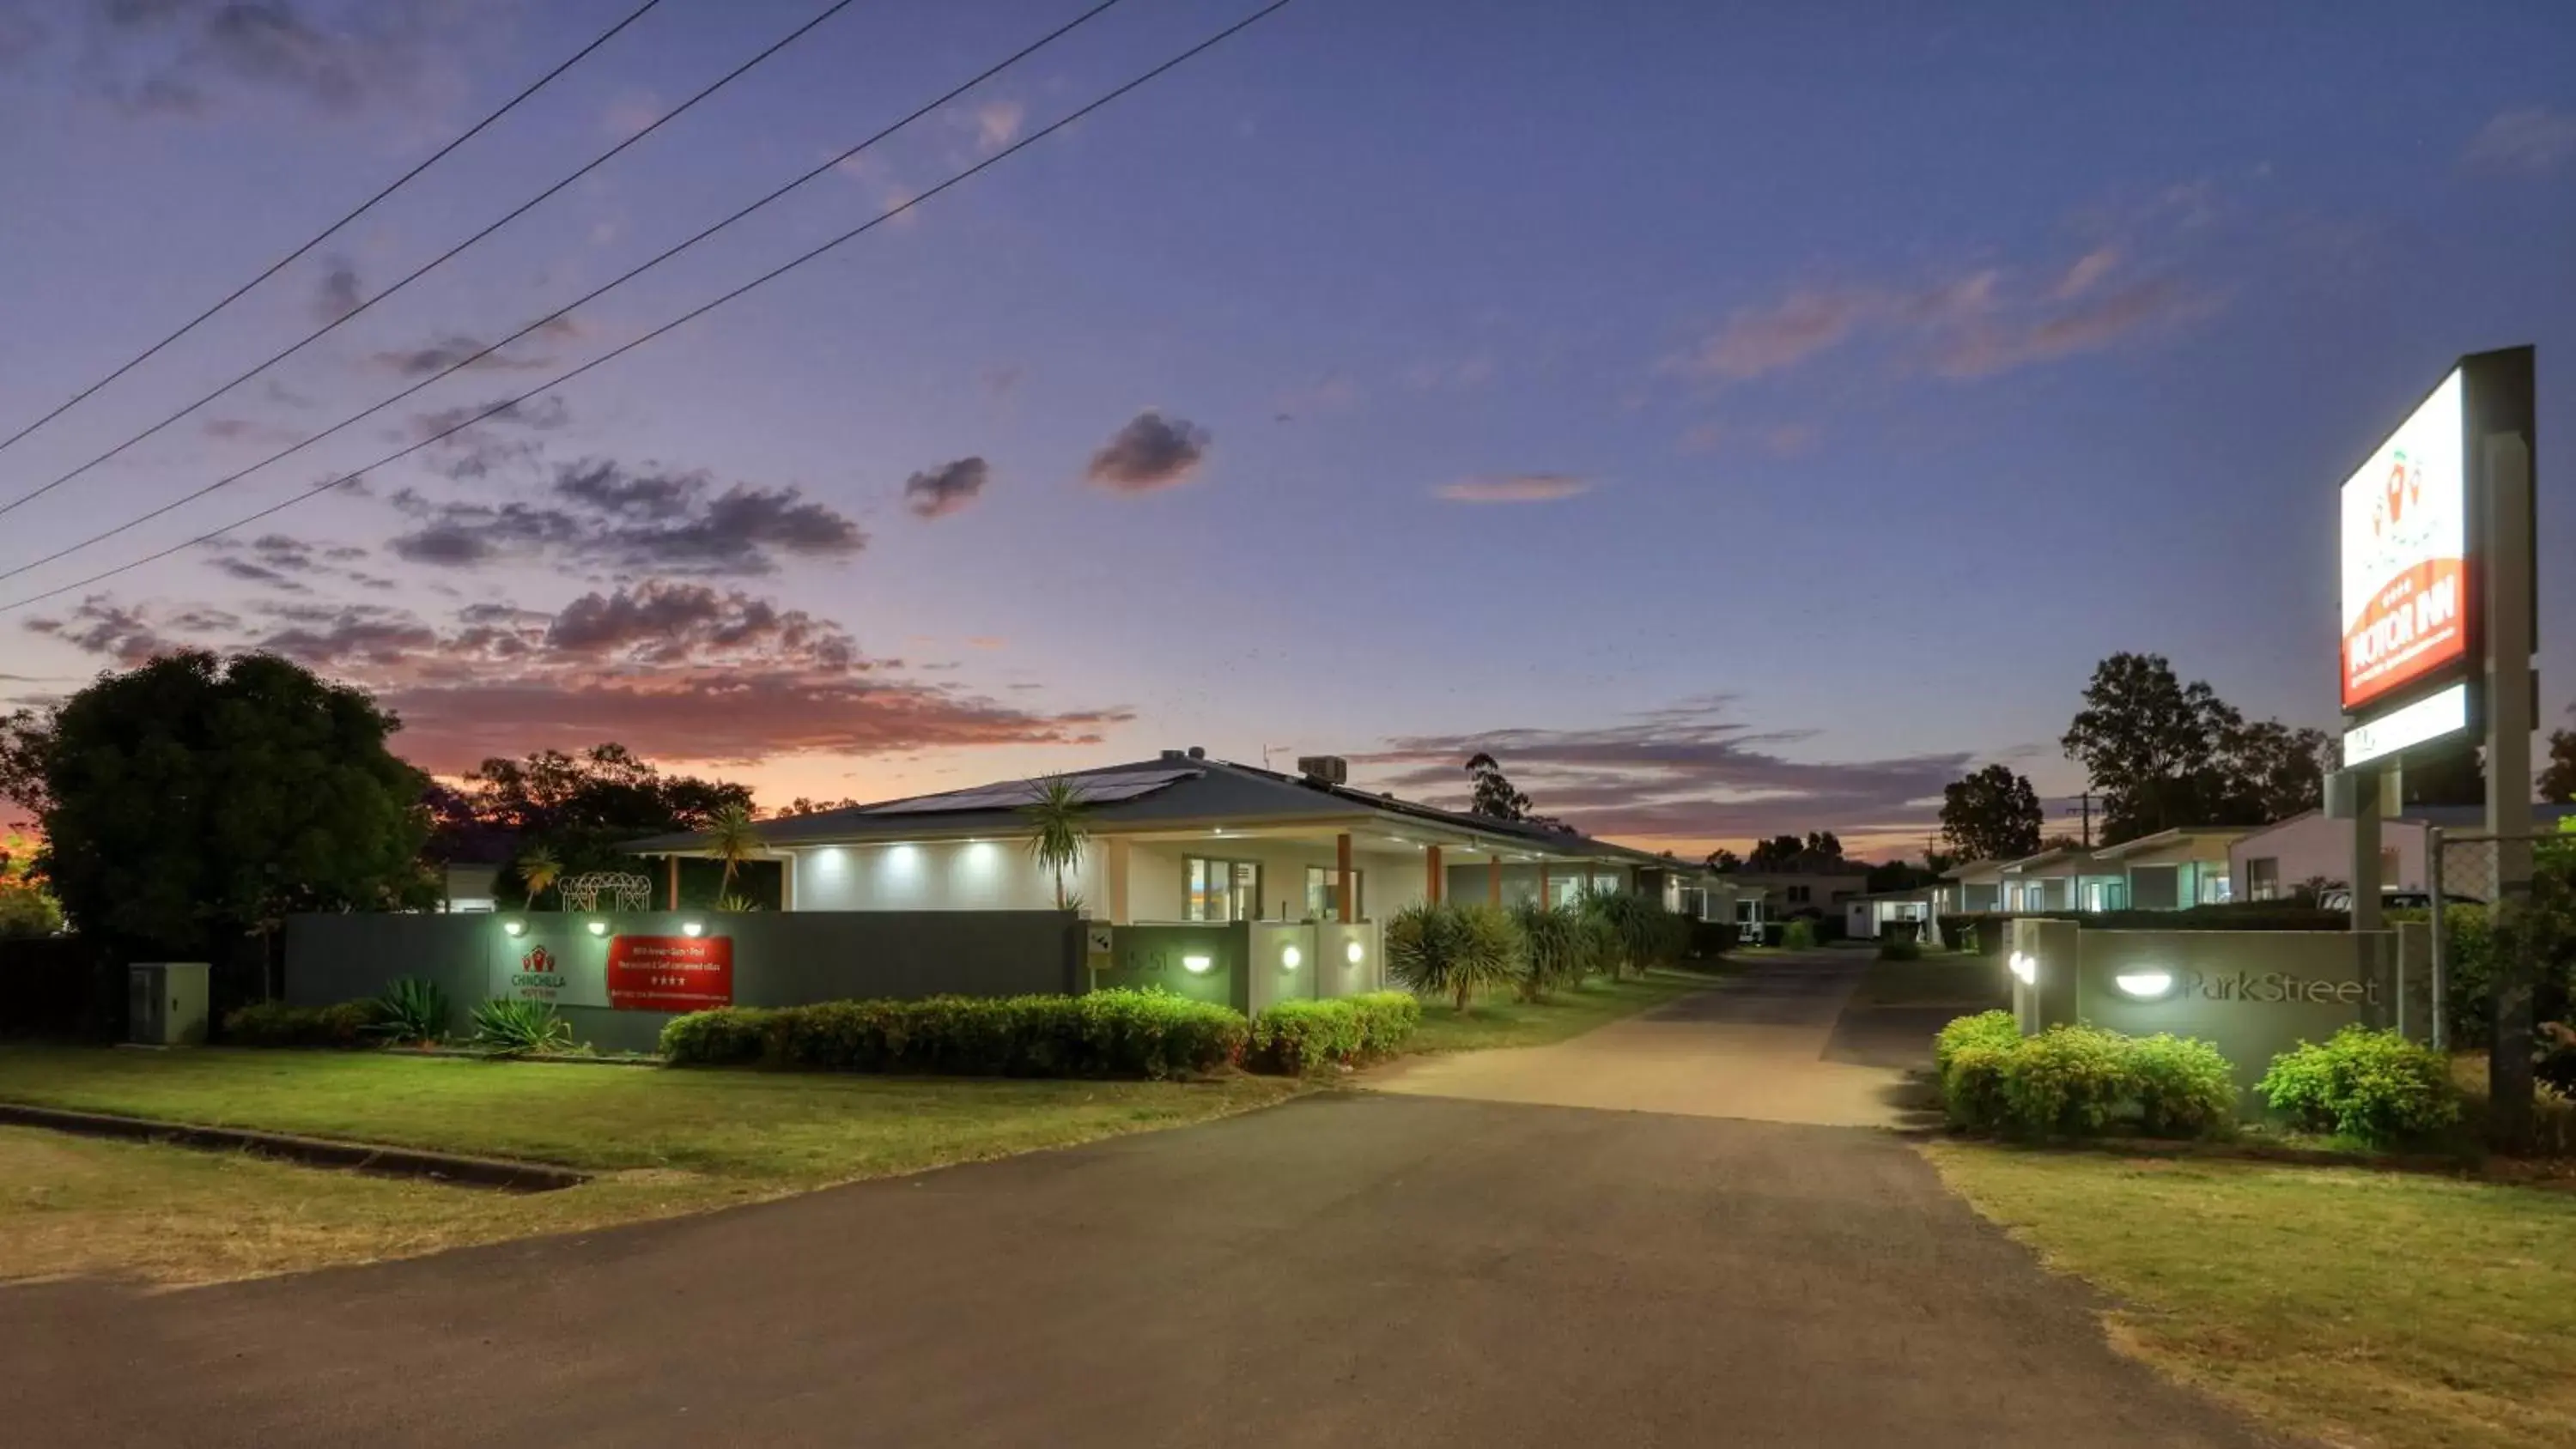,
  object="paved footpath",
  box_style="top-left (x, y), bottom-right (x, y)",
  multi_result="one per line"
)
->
top-left (1365, 949), bottom-right (1941, 1128)
top-left (3, 976), bottom-right (2278, 1449)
